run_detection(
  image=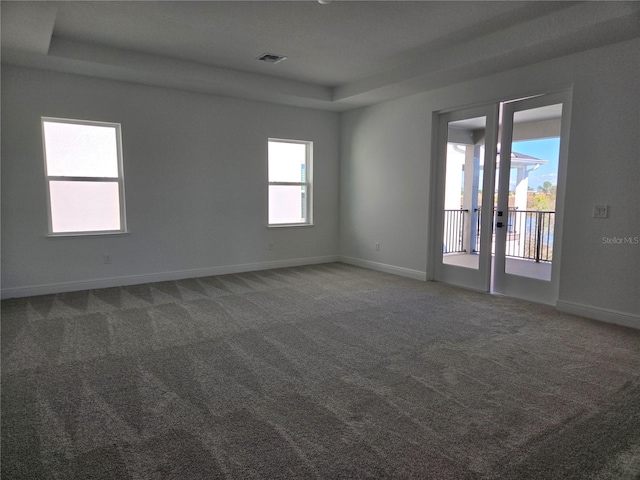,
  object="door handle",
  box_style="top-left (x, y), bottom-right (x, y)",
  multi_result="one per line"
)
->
top-left (496, 222), bottom-right (504, 228)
